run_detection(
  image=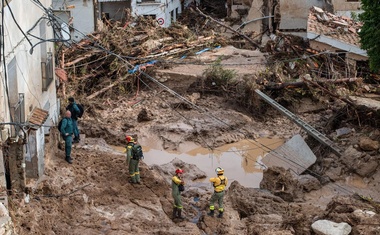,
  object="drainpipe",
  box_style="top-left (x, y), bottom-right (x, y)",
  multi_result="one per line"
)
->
top-left (93, 0), bottom-right (99, 31)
